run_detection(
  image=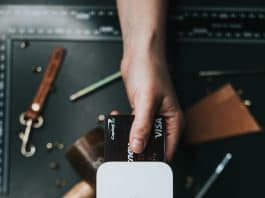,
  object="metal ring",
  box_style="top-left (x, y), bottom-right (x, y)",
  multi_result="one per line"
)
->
top-left (19, 112), bottom-right (44, 128)
top-left (19, 112), bottom-right (27, 126)
top-left (21, 144), bottom-right (36, 157)
top-left (33, 116), bottom-right (44, 128)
